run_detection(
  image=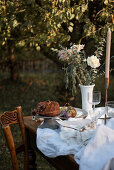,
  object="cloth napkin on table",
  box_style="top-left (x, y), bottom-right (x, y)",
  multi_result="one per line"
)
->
top-left (59, 118), bottom-right (95, 146)
top-left (36, 118), bottom-right (95, 160)
top-left (79, 118), bottom-right (114, 170)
